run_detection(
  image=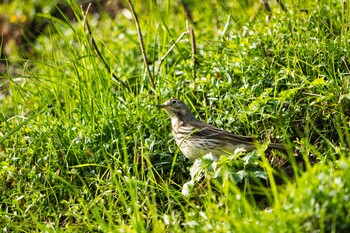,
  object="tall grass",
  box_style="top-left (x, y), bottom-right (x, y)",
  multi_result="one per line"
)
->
top-left (1, 0), bottom-right (349, 232)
